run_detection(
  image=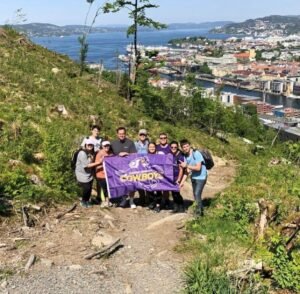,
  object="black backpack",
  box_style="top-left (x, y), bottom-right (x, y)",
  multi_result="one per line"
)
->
top-left (71, 148), bottom-right (83, 171)
top-left (71, 136), bottom-right (89, 171)
top-left (192, 149), bottom-right (214, 170)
